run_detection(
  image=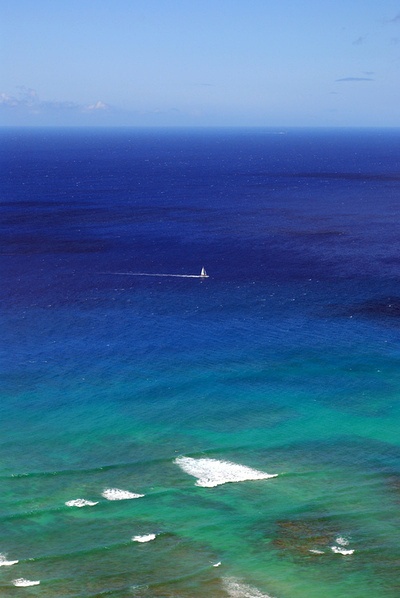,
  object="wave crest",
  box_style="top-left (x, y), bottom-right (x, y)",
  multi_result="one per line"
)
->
top-left (331, 546), bottom-right (354, 555)
top-left (132, 534), bottom-right (157, 543)
top-left (331, 535), bottom-right (354, 555)
top-left (65, 499), bottom-right (98, 508)
top-left (102, 488), bottom-right (144, 501)
top-left (174, 457), bottom-right (277, 487)
top-left (13, 579), bottom-right (40, 587)
top-left (0, 553), bottom-right (18, 566)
